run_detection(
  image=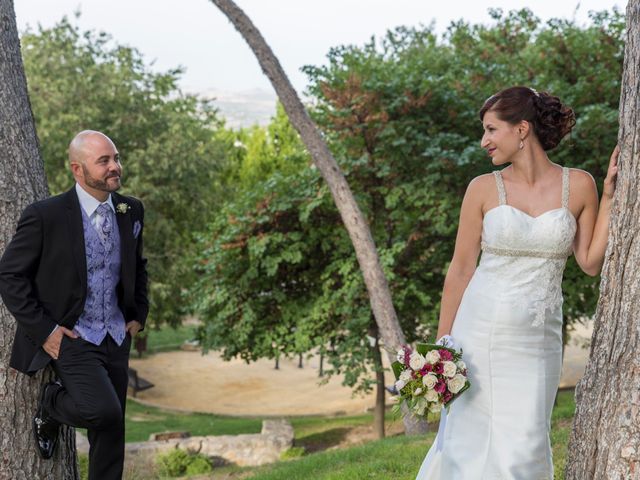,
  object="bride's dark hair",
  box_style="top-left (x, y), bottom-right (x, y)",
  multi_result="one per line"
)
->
top-left (479, 86), bottom-right (575, 151)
